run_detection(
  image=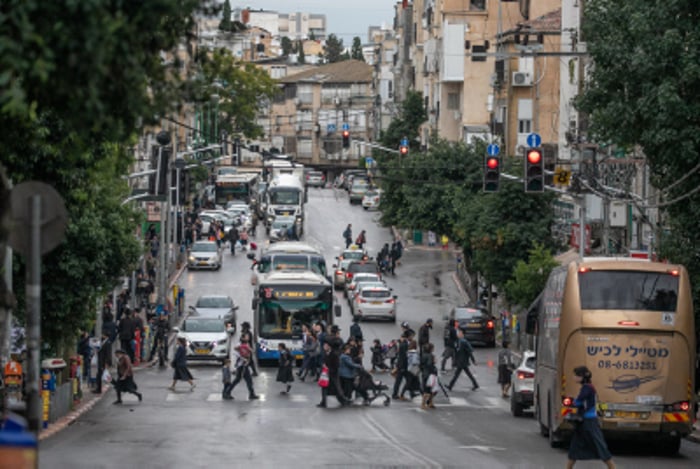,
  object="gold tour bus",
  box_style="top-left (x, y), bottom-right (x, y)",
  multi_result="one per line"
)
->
top-left (531, 257), bottom-right (695, 454)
